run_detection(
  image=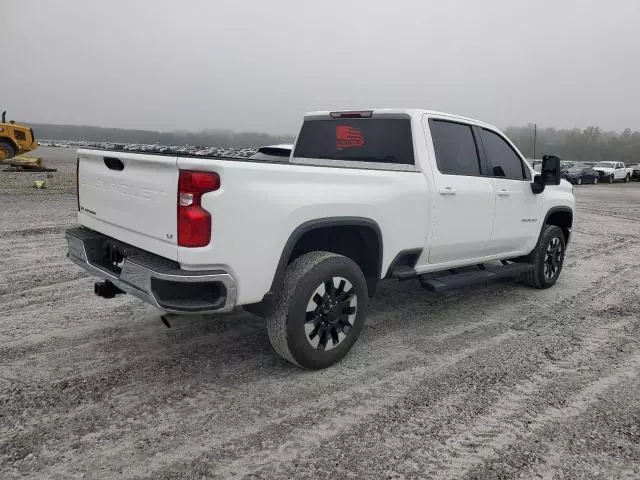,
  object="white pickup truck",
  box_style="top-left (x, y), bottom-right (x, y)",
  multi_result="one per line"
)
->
top-left (66, 109), bottom-right (575, 369)
top-left (593, 161), bottom-right (633, 183)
